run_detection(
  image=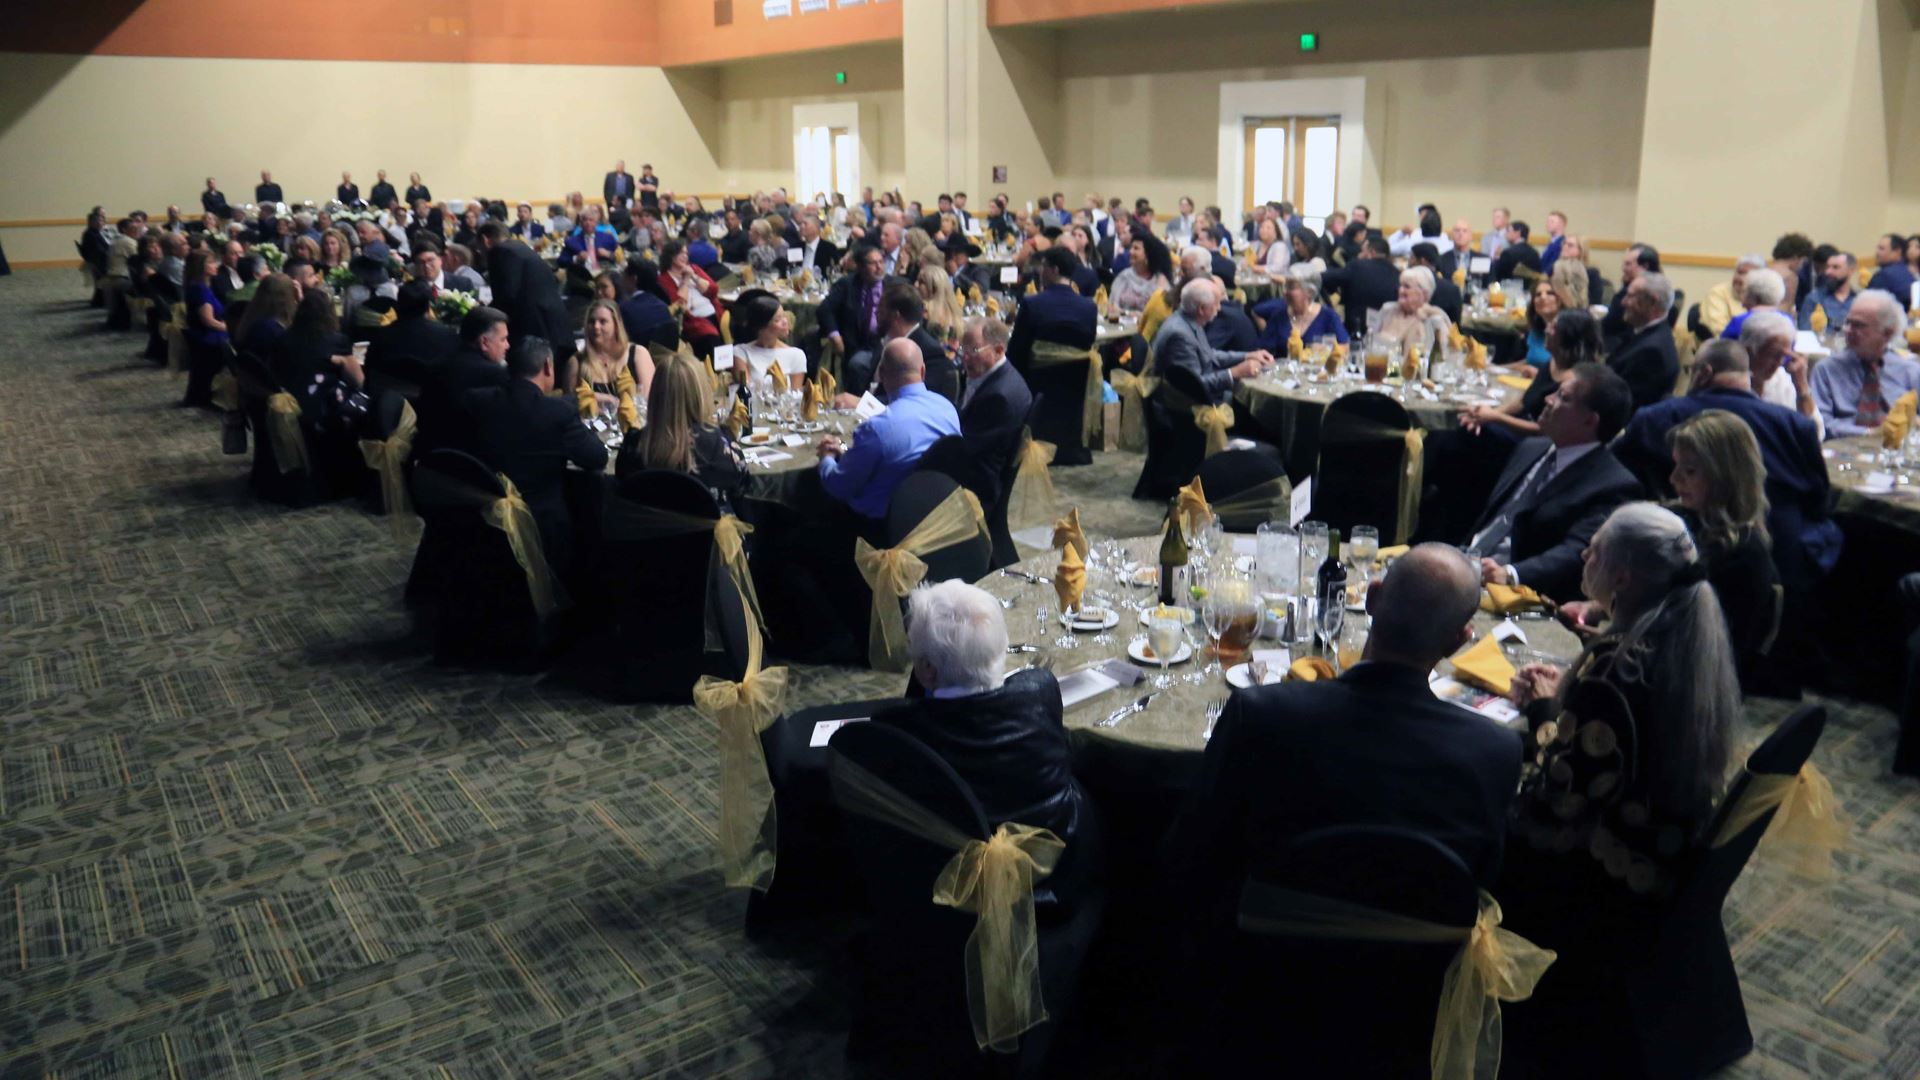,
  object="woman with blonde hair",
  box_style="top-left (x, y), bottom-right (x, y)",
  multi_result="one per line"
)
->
top-left (576, 298), bottom-right (654, 418)
top-left (745, 219), bottom-right (782, 277)
top-left (289, 234), bottom-right (322, 265)
top-left (619, 353), bottom-right (748, 505)
top-left (1549, 257), bottom-right (1590, 312)
top-left (917, 265), bottom-right (965, 342)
